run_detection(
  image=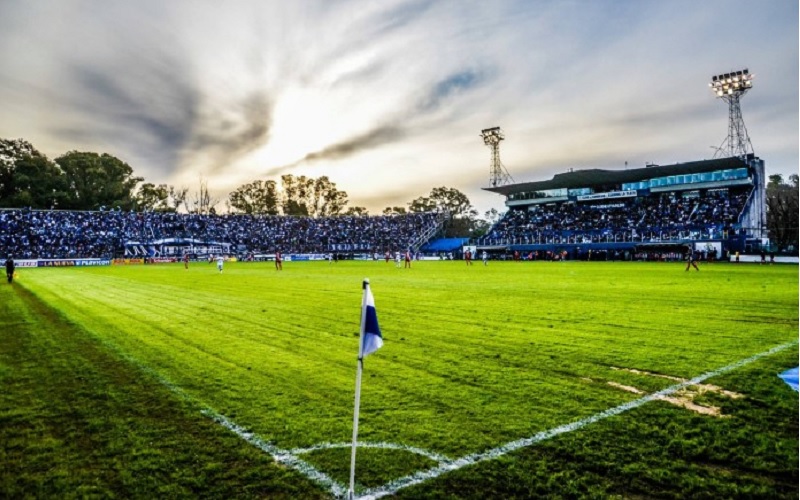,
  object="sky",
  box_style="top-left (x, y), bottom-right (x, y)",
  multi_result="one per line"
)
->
top-left (0, 0), bottom-right (797, 216)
